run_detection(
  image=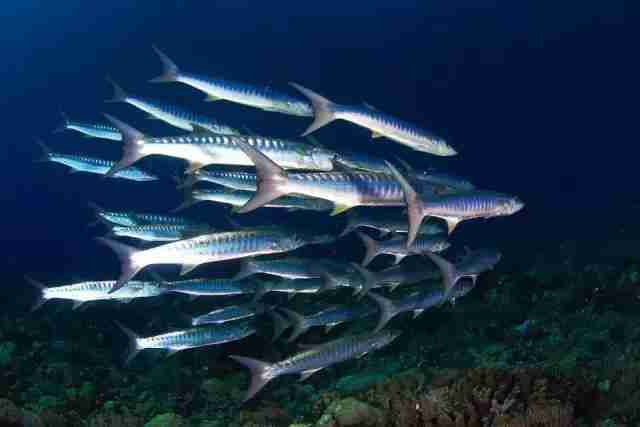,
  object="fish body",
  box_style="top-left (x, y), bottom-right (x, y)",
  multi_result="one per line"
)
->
top-left (90, 203), bottom-right (206, 228)
top-left (281, 304), bottom-right (377, 342)
top-left (106, 78), bottom-right (240, 134)
top-left (55, 113), bottom-right (122, 141)
top-left (369, 279), bottom-right (476, 331)
top-left (117, 320), bottom-right (256, 364)
top-left (109, 224), bottom-right (213, 242)
top-left (103, 115), bottom-right (336, 176)
top-left (290, 83), bottom-right (456, 156)
top-left (98, 226), bottom-right (324, 293)
top-left (340, 208), bottom-right (445, 237)
top-left (184, 188), bottom-right (333, 212)
top-left (37, 141), bottom-right (157, 181)
top-left (150, 47), bottom-right (313, 117)
top-left (235, 257), bottom-right (325, 280)
top-left (159, 278), bottom-right (256, 297)
top-left (386, 162), bottom-right (524, 244)
top-left (183, 169), bottom-right (258, 191)
top-left (259, 277), bottom-right (332, 298)
top-left (414, 171), bottom-right (475, 193)
top-left (24, 276), bottom-right (163, 311)
top-left (332, 151), bottom-right (391, 173)
top-left (357, 232), bottom-right (450, 266)
top-left (191, 303), bottom-right (269, 325)
top-left (230, 329), bottom-right (401, 402)
top-left (233, 141), bottom-right (405, 215)
top-left (351, 262), bottom-right (439, 294)
top-left (423, 249), bottom-right (501, 303)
